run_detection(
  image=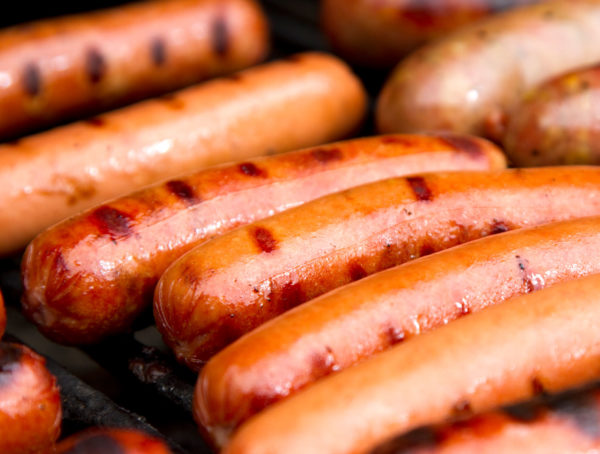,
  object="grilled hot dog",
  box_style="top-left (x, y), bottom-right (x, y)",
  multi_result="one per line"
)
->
top-left (56, 428), bottom-right (172, 454)
top-left (21, 133), bottom-right (504, 345)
